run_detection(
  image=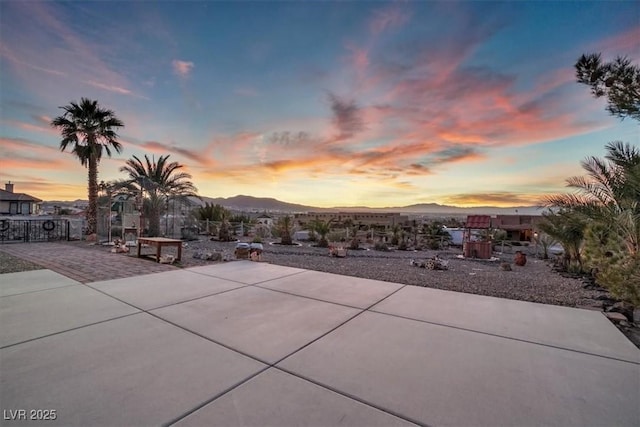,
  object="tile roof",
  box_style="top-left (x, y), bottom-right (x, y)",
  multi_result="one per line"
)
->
top-left (465, 215), bottom-right (491, 229)
top-left (0, 188), bottom-right (42, 203)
